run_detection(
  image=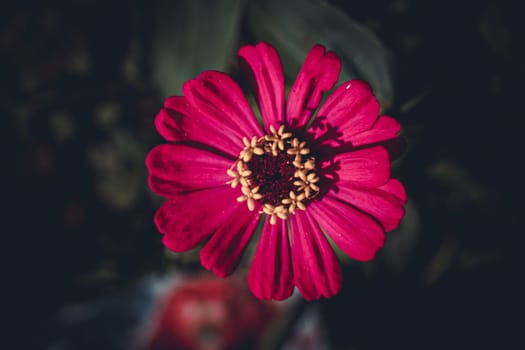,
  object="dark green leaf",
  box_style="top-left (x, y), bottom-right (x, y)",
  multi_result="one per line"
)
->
top-left (152, 0), bottom-right (245, 97)
top-left (249, 0), bottom-right (395, 111)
